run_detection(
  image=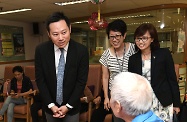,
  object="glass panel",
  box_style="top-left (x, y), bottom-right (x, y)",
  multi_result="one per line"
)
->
top-left (72, 8), bottom-right (186, 64)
